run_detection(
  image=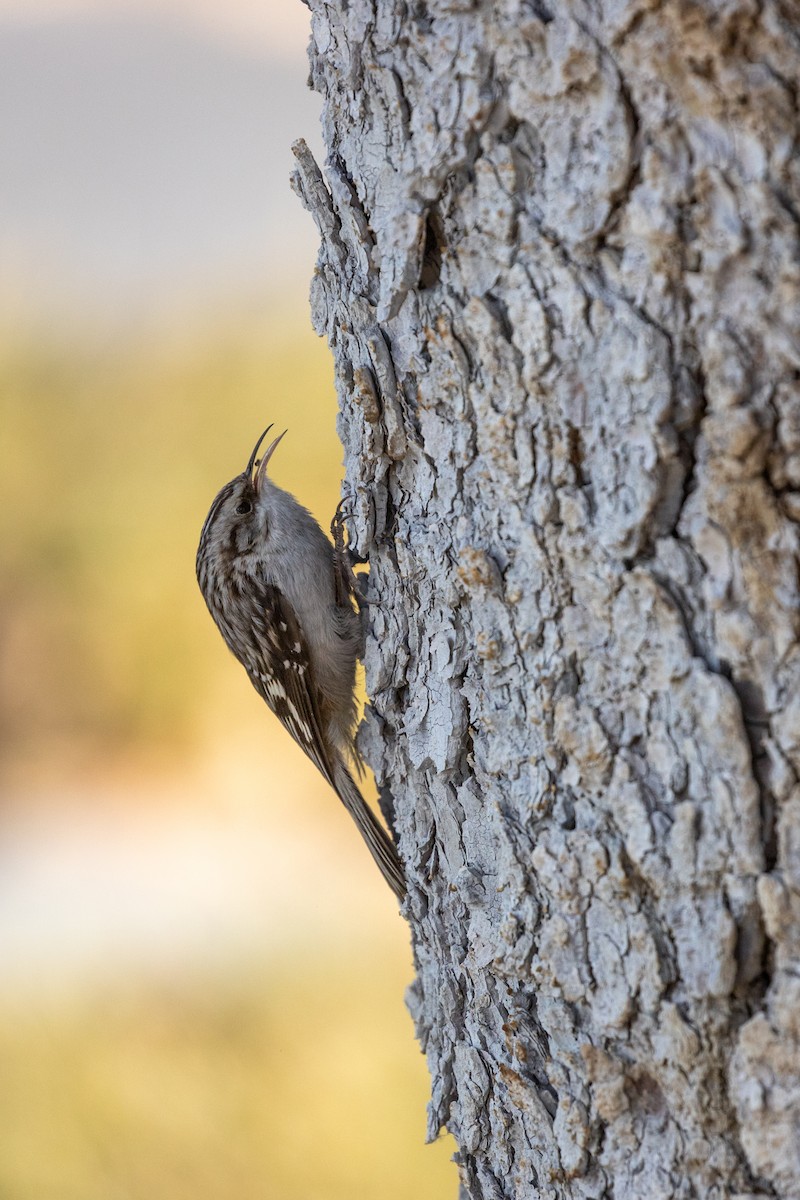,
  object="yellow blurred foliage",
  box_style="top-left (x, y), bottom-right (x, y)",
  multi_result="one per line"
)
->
top-left (0, 313), bottom-right (344, 778)
top-left (0, 955), bottom-right (456, 1200)
top-left (0, 313), bottom-right (456, 1198)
